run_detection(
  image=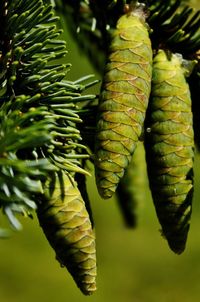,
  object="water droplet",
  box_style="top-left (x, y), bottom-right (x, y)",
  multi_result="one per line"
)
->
top-left (56, 255), bottom-right (65, 268)
top-left (146, 127), bottom-right (151, 133)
